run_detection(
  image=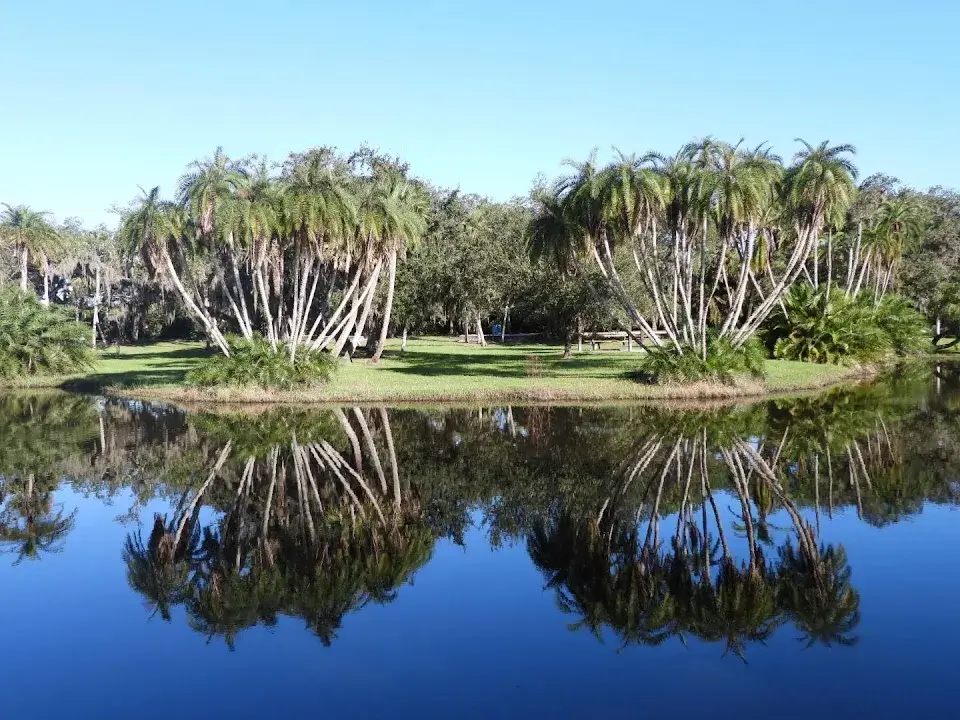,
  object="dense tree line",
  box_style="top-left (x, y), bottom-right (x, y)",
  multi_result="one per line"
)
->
top-left (2, 140), bottom-right (958, 377)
